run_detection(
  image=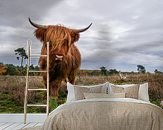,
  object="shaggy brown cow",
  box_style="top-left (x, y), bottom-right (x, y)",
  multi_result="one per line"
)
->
top-left (29, 18), bottom-right (92, 96)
